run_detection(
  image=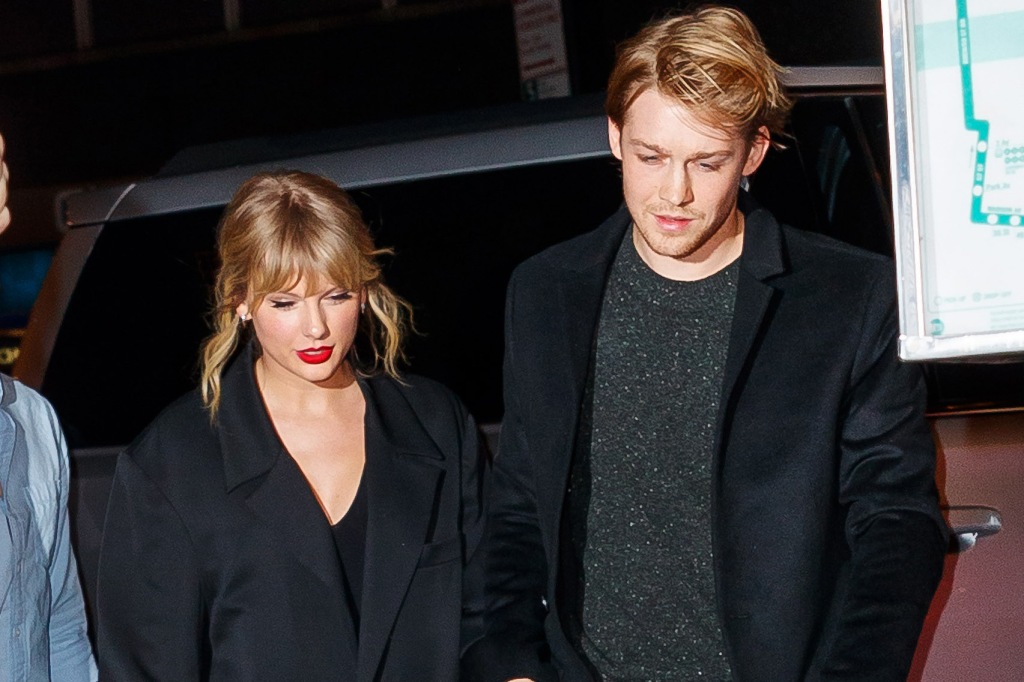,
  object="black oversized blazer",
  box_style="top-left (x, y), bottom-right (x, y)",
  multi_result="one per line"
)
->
top-left (97, 345), bottom-right (488, 681)
top-left (463, 194), bottom-right (947, 681)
